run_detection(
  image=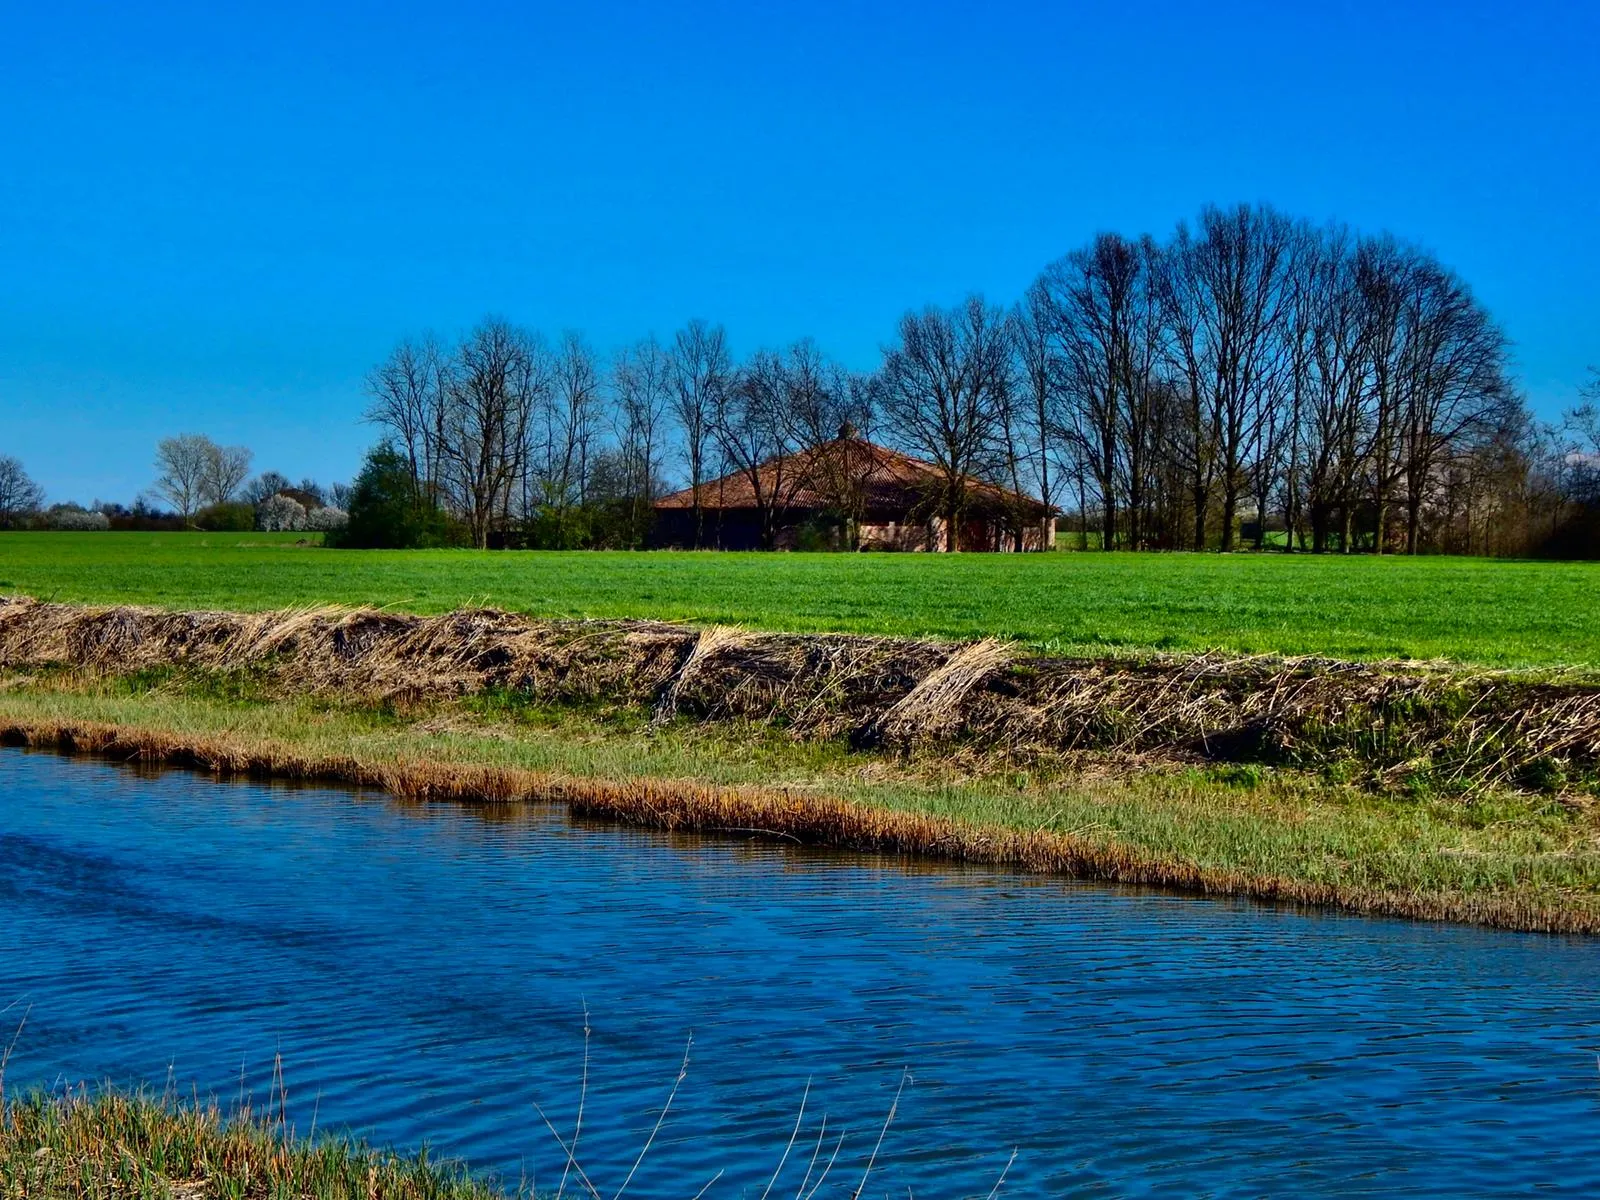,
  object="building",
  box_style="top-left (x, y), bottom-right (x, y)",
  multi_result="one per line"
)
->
top-left (651, 433), bottom-right (1055, 551)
